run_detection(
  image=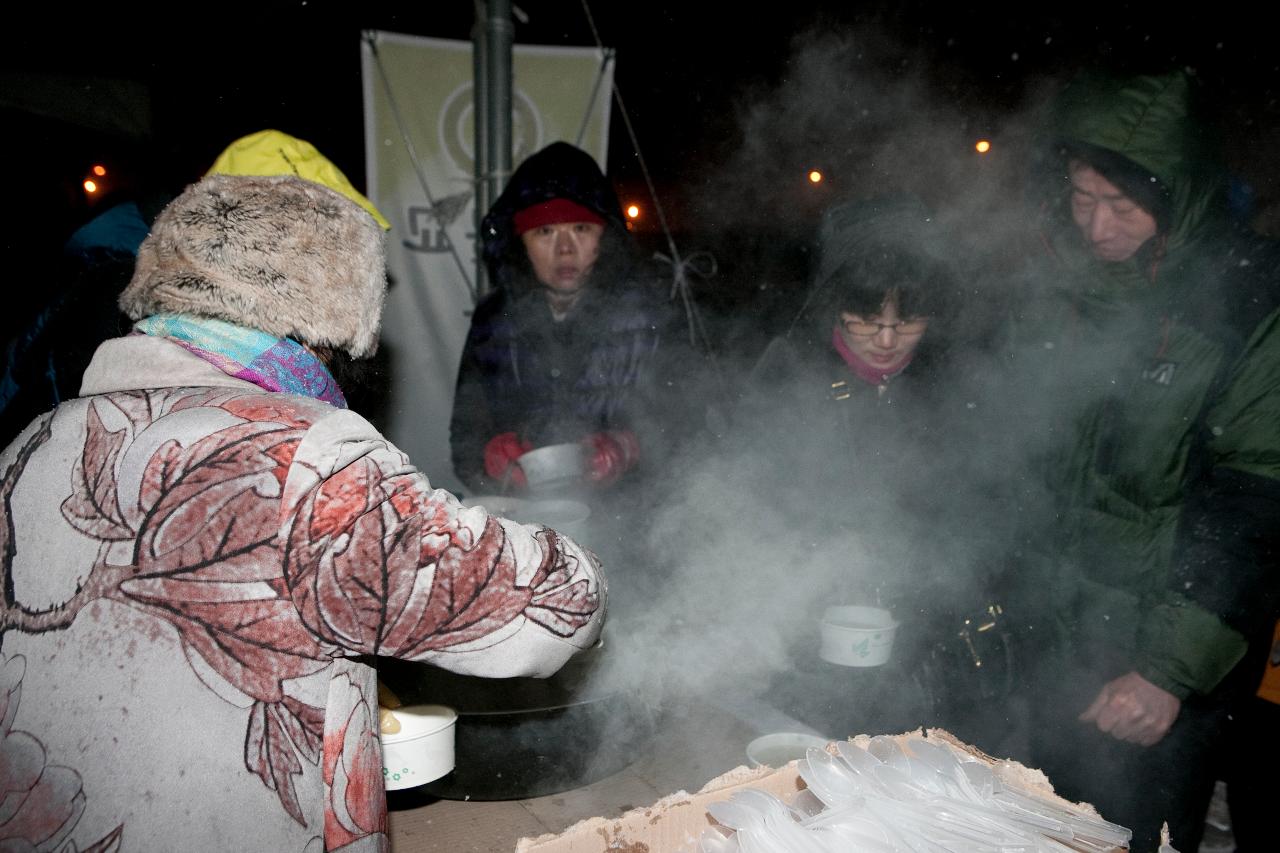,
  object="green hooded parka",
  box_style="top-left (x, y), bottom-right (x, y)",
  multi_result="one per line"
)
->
top-left (1017, 70), bottom-right (1280, 700)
